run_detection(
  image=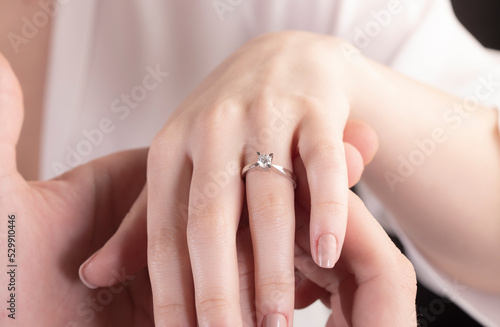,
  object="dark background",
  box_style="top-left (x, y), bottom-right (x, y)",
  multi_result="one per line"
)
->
top-left (451, 0), bottom-right (500, 50)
